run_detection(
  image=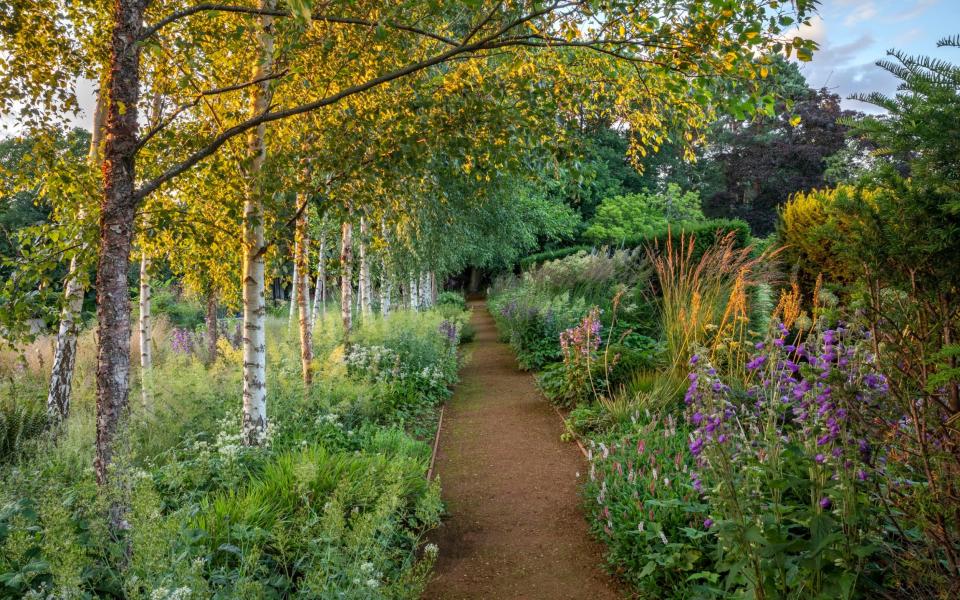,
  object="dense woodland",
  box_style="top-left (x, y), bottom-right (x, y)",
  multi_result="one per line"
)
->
top-left (0, 0), bottom-right (958, 598)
